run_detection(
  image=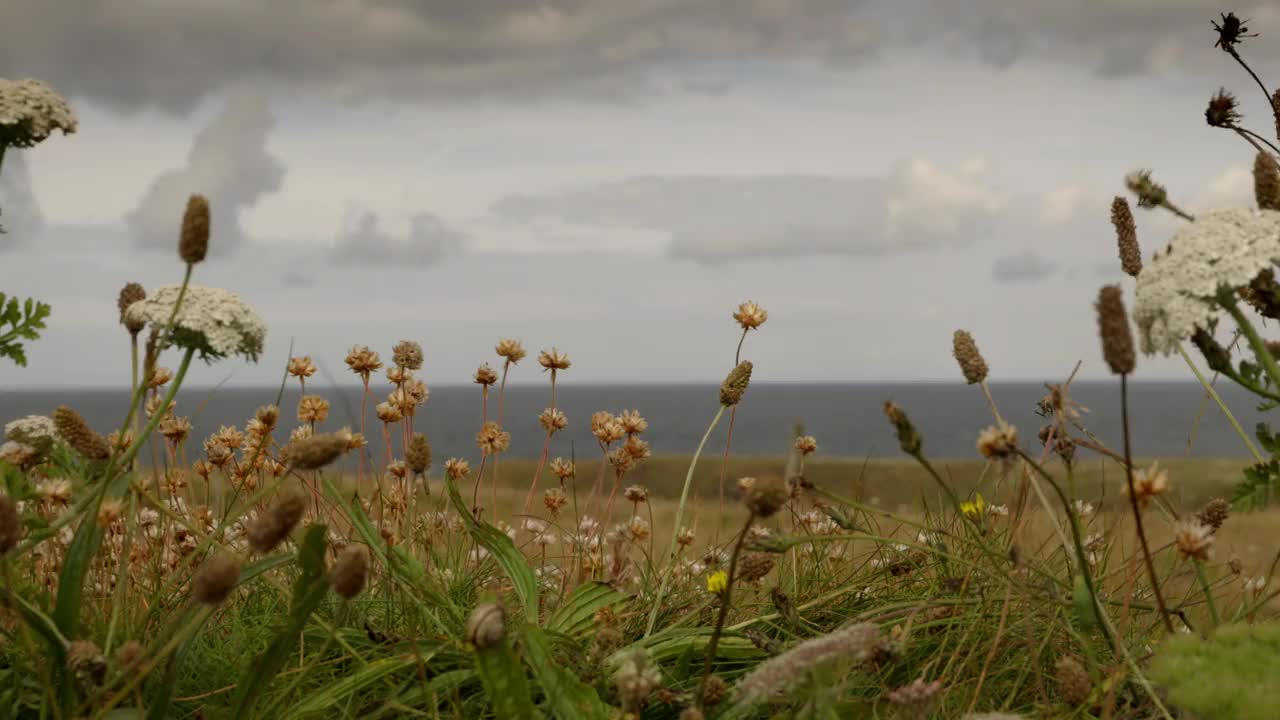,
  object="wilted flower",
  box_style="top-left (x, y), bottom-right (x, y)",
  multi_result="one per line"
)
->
top-left (538, 348), bottom-right (570, 371)
top-left (444, 457), bottom-right (471, 481)
top-left (1174, 520), bottom-right (1214, 562)
top-left (297, 395), bottom-right (330, 425)
top-left (287, 356), bottom-right (317, 379)
top-left (733, 301), bottom-right (768, 331)
top-left (549, 457), bottom-right (575, 481)
top-left (1127, 462), bottom-right (1169, 508)
top-left (543, 487), bottom-right (569, 515)
top-left (473, 363), bottom-right (498, 386)
top-left (476, 422), bottom-right (511, 456)
top-left (976, 423), bottom-right (1018, 461)
top-left (538, 408), bottom-right (567, 434)
top-left (344, 345), bottom-right (383, 380)
top-left (124, 285), bottom-right (266, 361)
top-left (794, 435), bottom-right (818, 456)
top-left (495, 339), bottom-right (526, 364)
top-left (392, 340), bottom-right (423, 370)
